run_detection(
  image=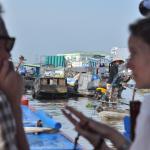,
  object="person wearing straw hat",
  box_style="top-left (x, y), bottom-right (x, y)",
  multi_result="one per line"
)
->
top-left (0, 5), bottom-right (29, 150)
top-left (107, 58), bottom-right (124, 84)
